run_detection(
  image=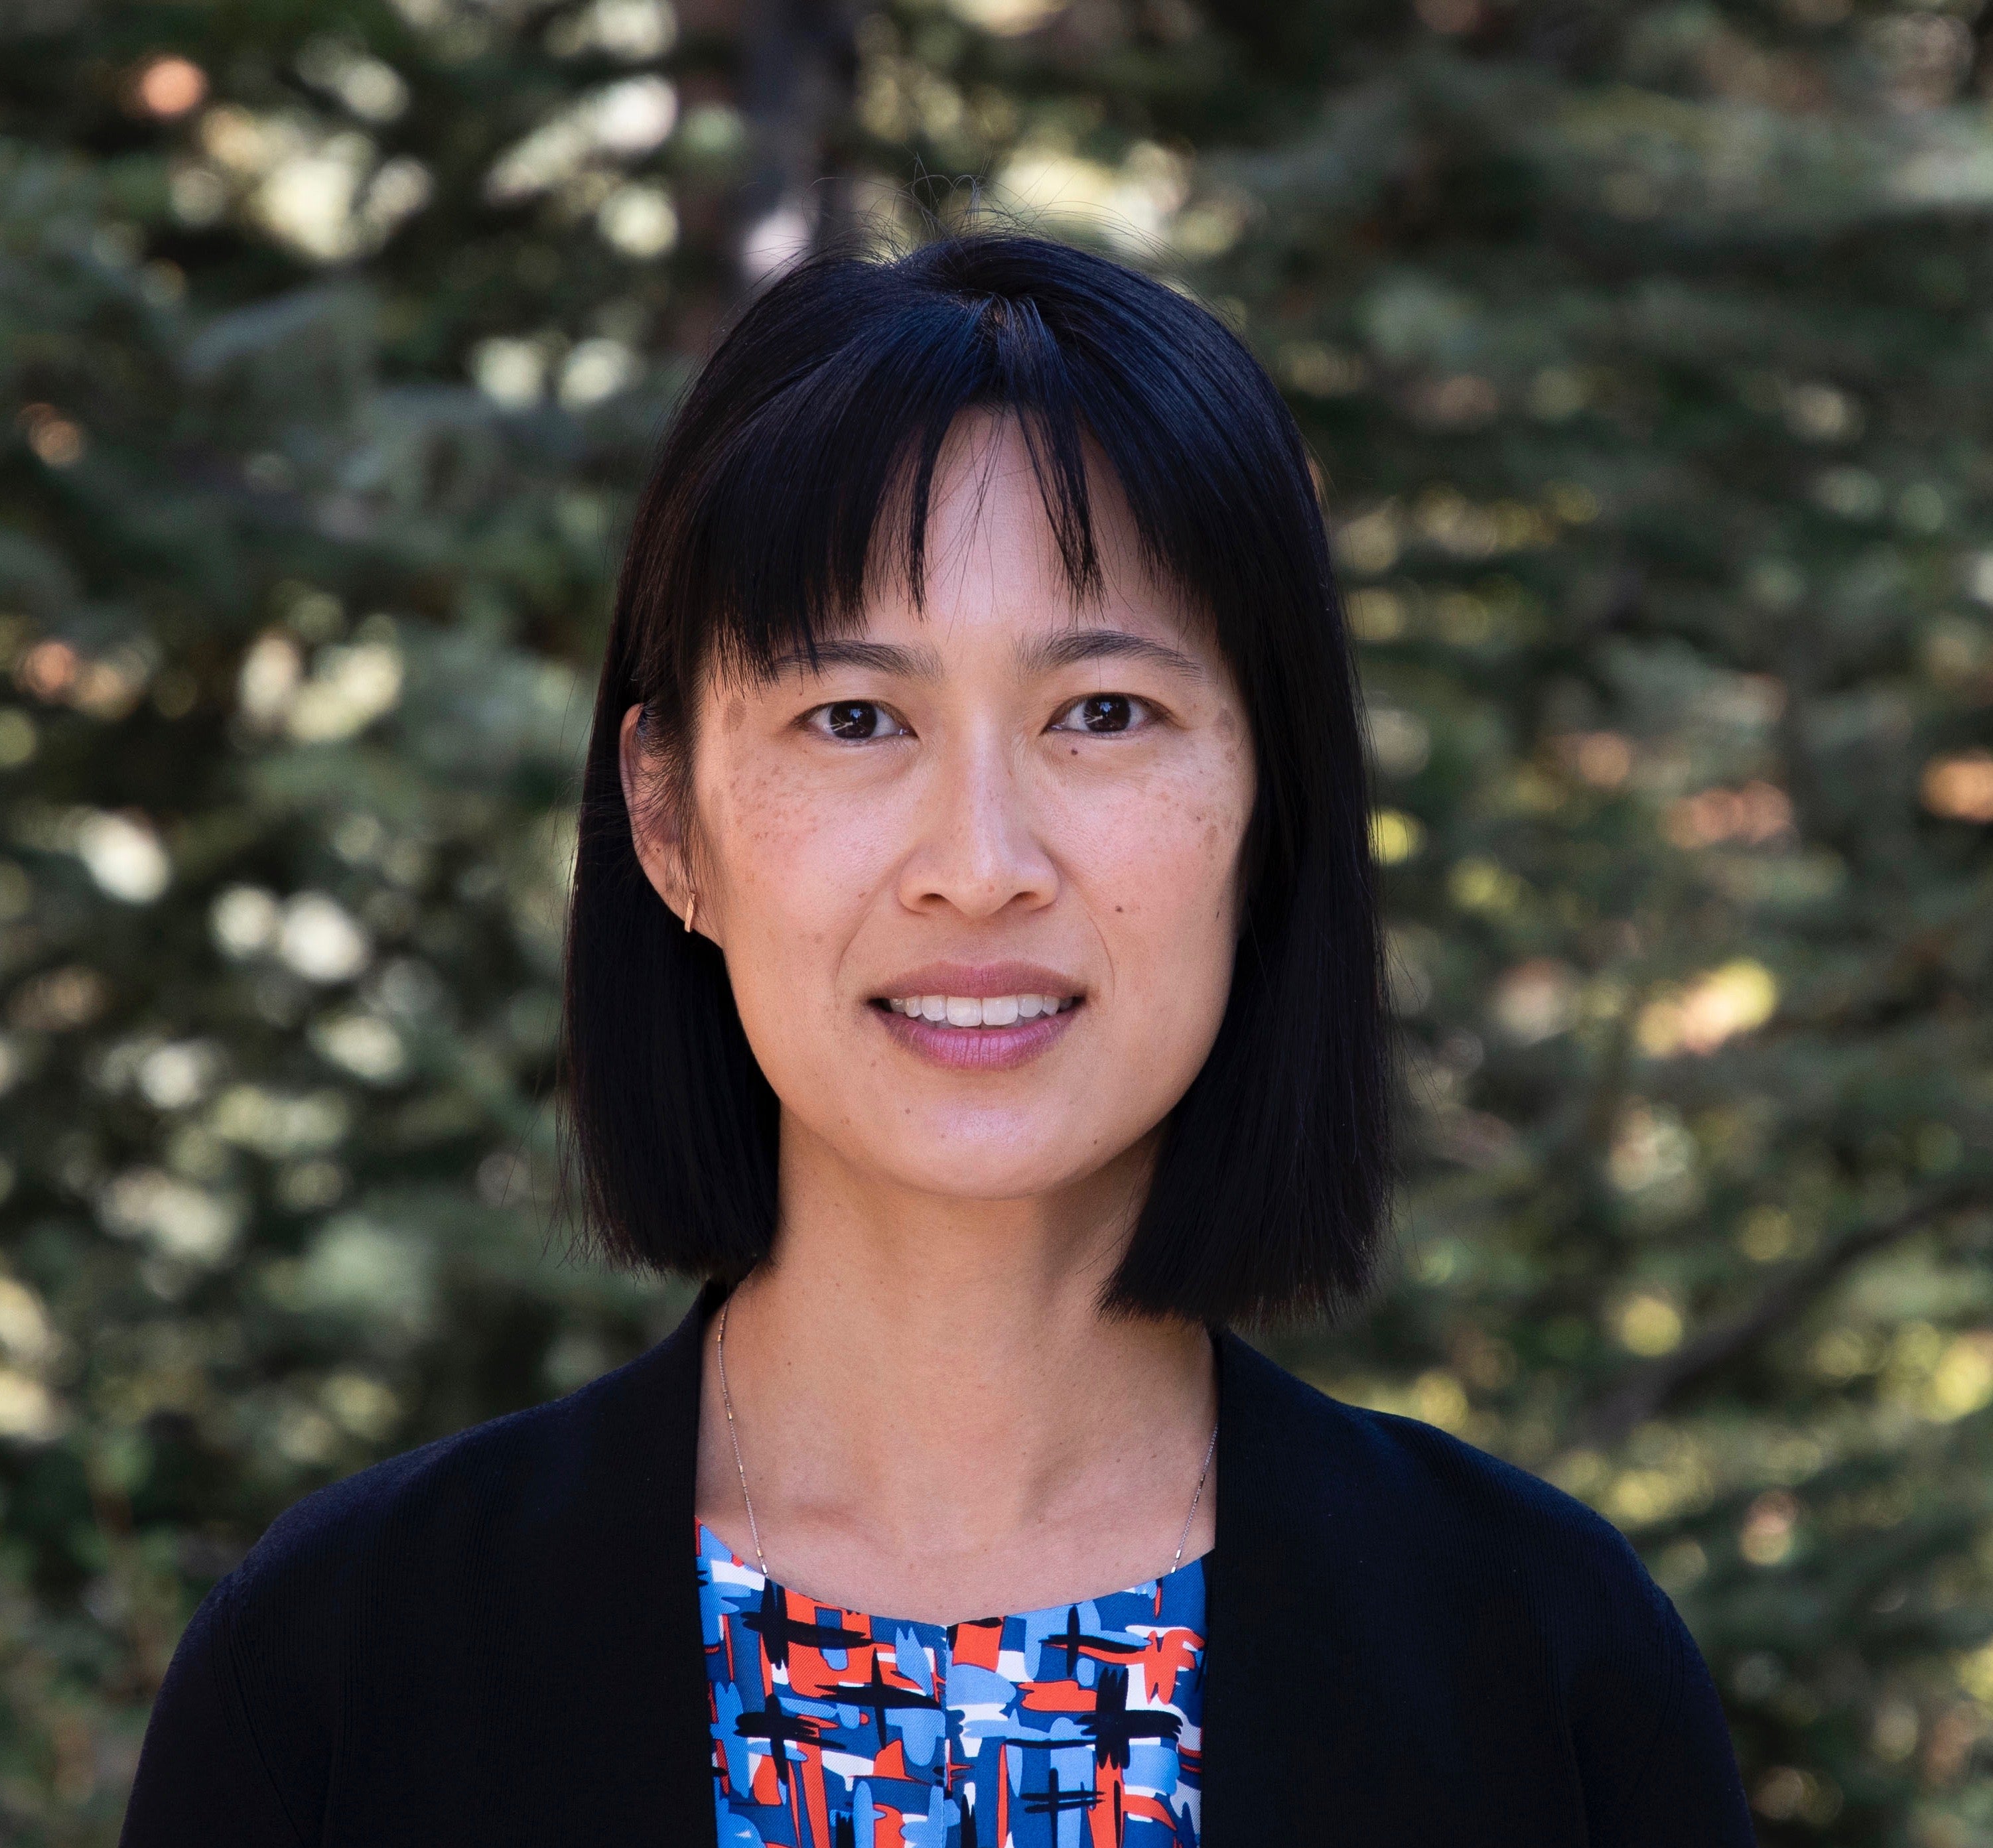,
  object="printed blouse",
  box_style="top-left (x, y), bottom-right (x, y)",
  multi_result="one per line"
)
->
top-left (697, 1518), bottom-right (1206, 1846)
